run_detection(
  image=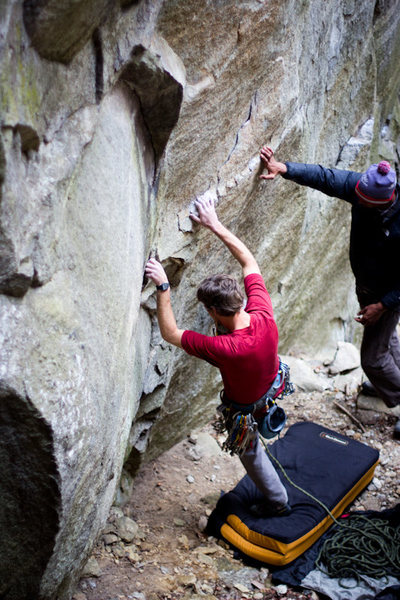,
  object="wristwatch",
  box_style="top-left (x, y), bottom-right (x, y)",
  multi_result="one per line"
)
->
top-left (156, 282), bottom-right (170, 292)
